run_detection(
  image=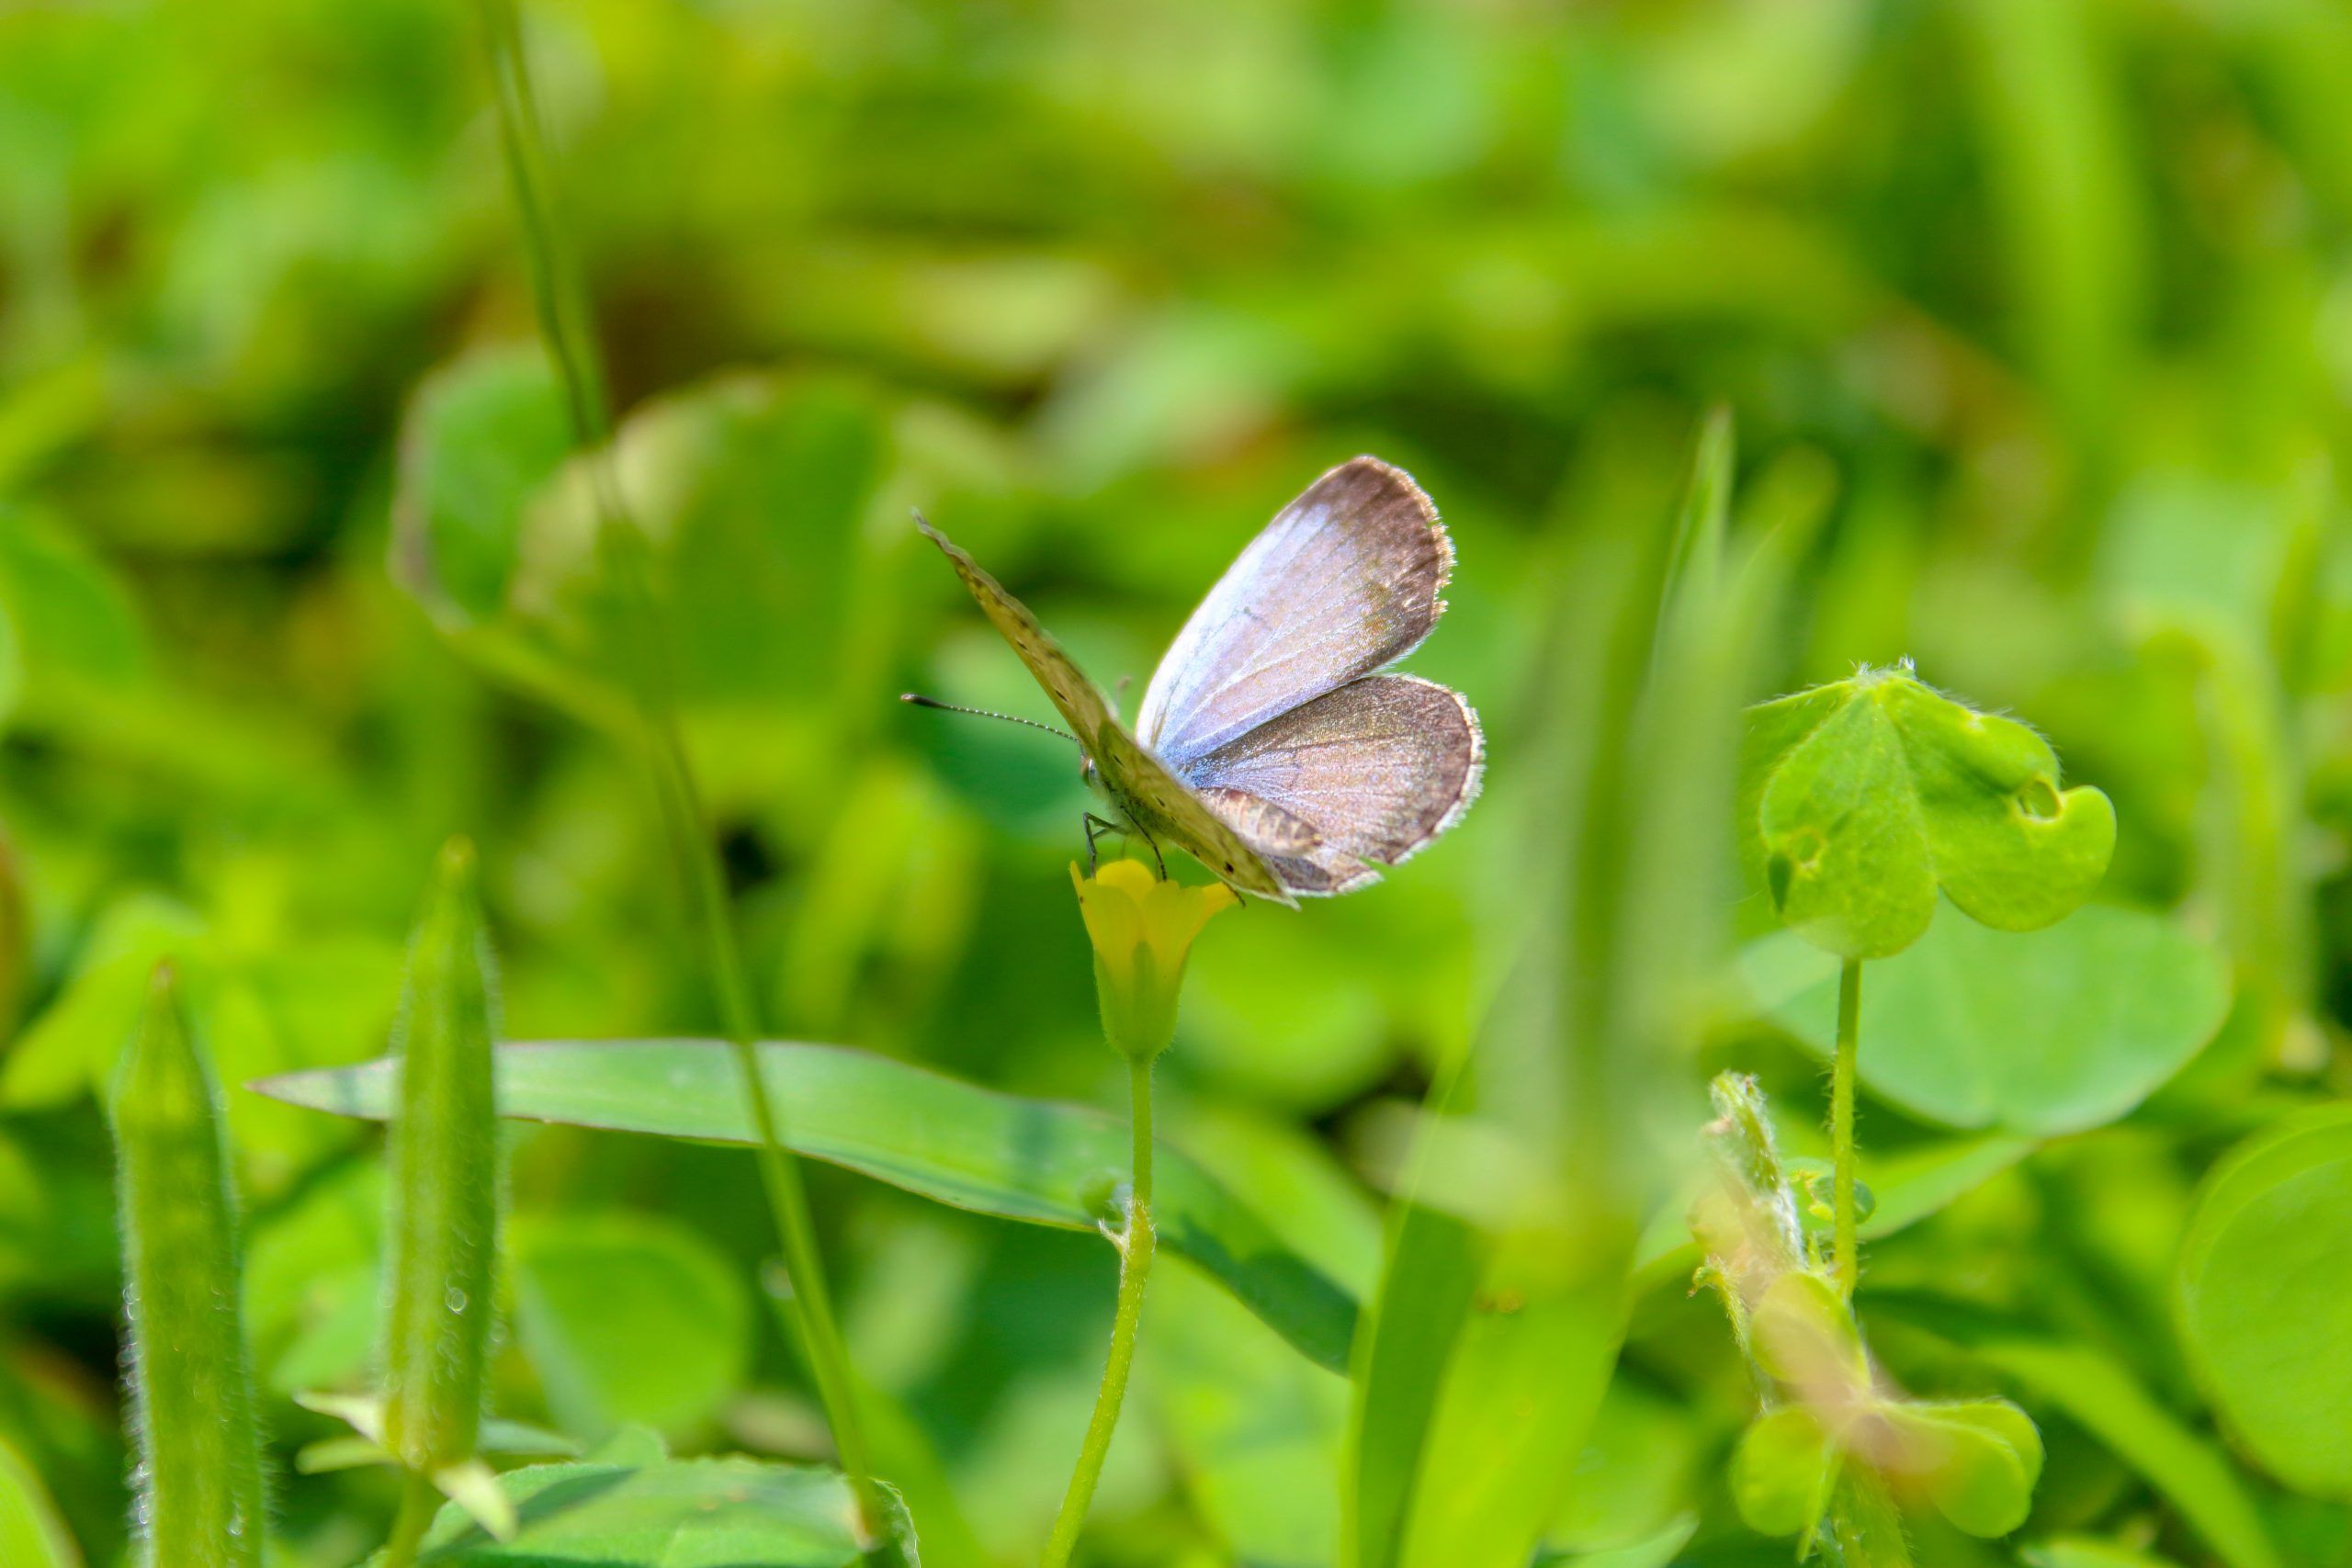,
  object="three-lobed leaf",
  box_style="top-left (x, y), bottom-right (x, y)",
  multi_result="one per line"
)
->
top-left (1740, 668), bottom-right (2117, 958)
